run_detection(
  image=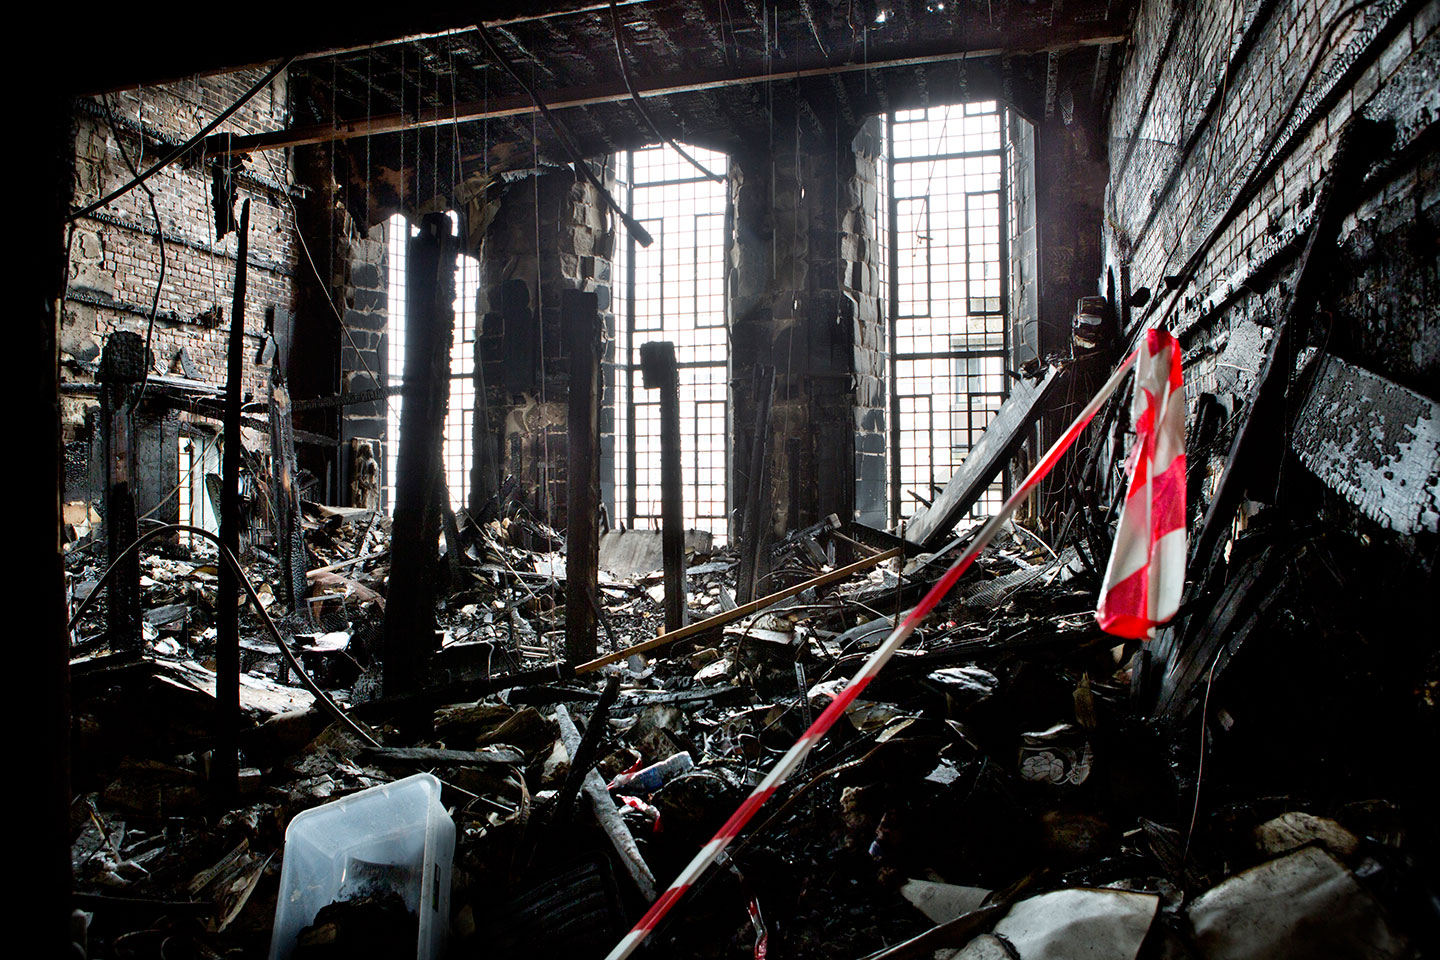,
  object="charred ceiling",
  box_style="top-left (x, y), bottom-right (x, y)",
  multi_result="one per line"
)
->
top-left (251, 0), bottom-right (1132, 227)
